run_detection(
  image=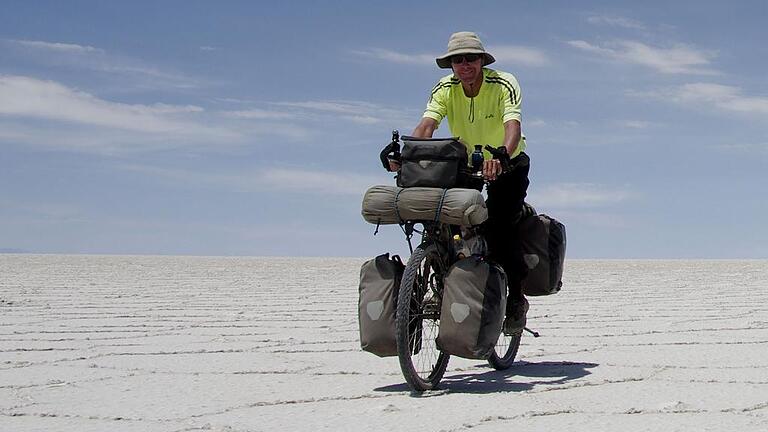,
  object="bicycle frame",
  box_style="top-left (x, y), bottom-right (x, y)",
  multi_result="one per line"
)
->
top-left (403, 219), bottom-right (452, 261)
top-left (401, 220), bottom-right (452, 305)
